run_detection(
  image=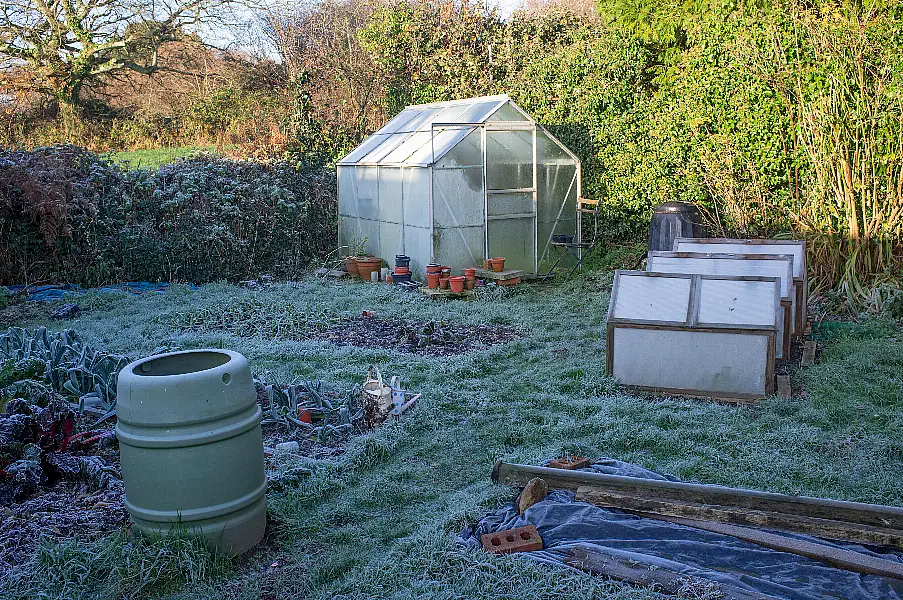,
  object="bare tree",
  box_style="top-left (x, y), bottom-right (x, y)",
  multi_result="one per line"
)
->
top-left (0, 0), bottom-right (241, 117)
top-left (260, 0), bottom-right (387, 142)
